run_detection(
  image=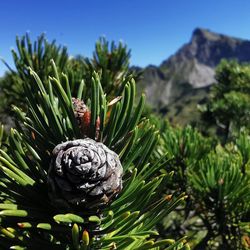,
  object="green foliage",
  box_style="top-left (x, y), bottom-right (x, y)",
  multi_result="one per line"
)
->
top-left (0, 125), bottom-right (7, 149)
top-left (0, 60), bottom-right (188, 249)
top-left (0, 34), bottom-right (139, 121)
top-left (201, 60), bottom-right (250, 139)
top-left (189, 143), bottom-right (250, 249)
top-left (1, 32), bottom-right (249, 250)
top-left (0, 33), bottom-right (68, 113)
top-left (155, 123), bottom-right (213, 192)
top-left (89, 37), bottom-right (139, 97)
top-left (66, 37), bottom-right (140, 100)
top-left (235, 130), bottom-right (250, 174)
top-left (154, 60), bottom-right (250, 249)
top-left (155, 122), bottom-right (250, 249)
